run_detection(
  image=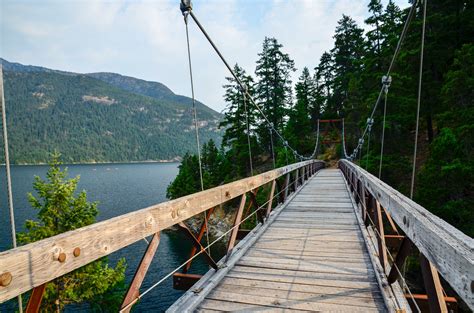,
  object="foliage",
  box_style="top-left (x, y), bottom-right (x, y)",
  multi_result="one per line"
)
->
top-left (17, 152), bottom-right (126, 312)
